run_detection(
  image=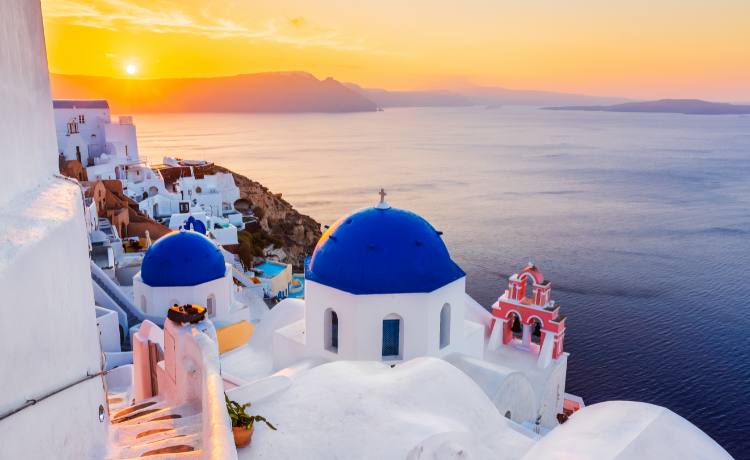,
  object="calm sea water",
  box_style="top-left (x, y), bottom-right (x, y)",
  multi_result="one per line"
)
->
top-left (135, 107), bottom-right (750, 456)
